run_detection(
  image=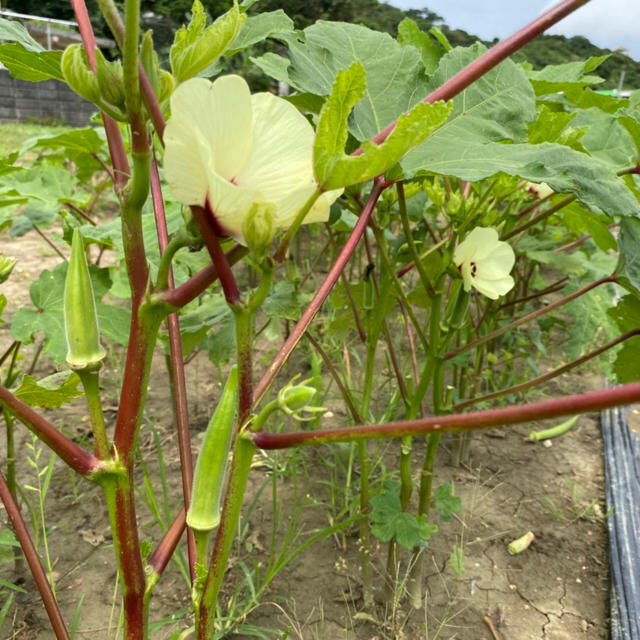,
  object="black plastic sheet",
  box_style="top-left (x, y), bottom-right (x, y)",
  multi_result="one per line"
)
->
top-left (602, 406), bottom-right (640, 639)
